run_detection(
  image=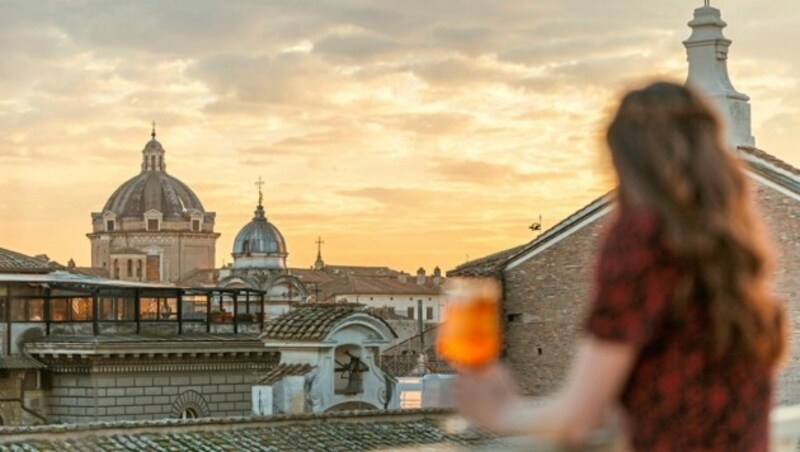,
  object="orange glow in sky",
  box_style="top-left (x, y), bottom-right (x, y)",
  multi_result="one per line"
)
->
top-left (1, 1), bottom-right (799, 274)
